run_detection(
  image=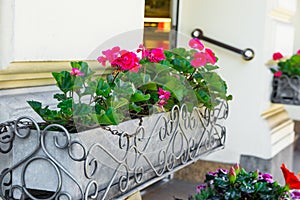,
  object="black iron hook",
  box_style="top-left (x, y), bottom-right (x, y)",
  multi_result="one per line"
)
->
top-left (191, 28), bottom-right (255, 61)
